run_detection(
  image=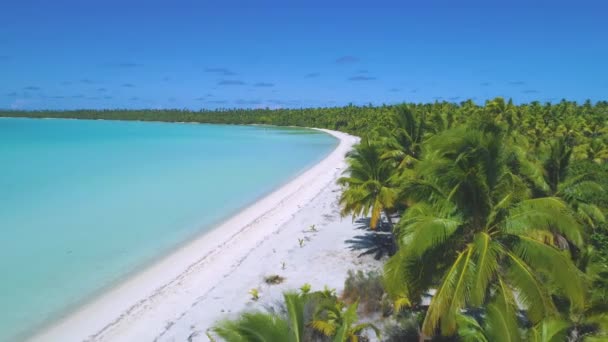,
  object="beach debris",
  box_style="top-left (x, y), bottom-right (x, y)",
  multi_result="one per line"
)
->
top-left (264, 274), bottom-right (285, 285)
top-left (281, 261), bottom-right (286, 270)
top-left (249, 288), bottom-right (260, 301)
top-left (188, 330), bottom-right (200, 342)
